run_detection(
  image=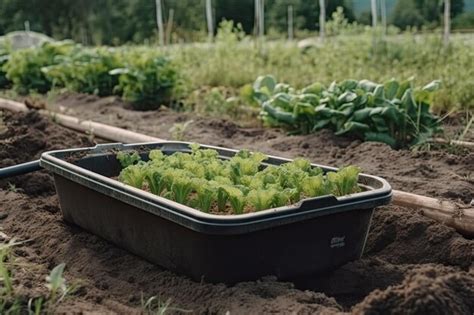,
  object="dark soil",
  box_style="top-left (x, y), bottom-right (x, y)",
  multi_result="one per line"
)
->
top-left (0, 110), bottom-right (97, 194)
top-left (0, 96), bottom-right (473, 314)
